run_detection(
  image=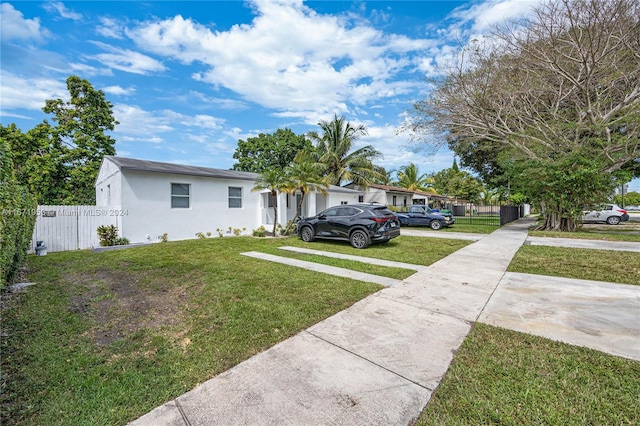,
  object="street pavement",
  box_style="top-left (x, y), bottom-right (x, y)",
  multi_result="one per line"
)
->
top-left (129, 217), bottom-right (639, 426)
